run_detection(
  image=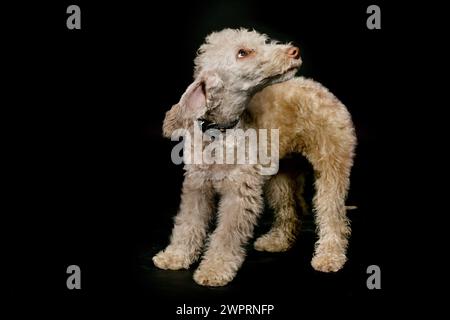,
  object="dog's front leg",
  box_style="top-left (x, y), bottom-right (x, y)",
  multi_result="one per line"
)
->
top-left (153, 172), bottom-right (214, 270)
top-left (193, 170), bottom-right (264, 286)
